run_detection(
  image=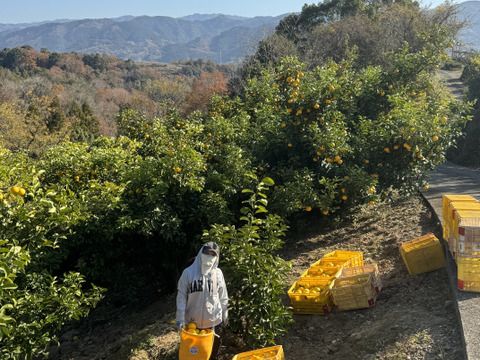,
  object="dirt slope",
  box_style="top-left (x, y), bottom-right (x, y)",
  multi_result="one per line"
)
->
top-left (48, 193), bottom-right (465, 360)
